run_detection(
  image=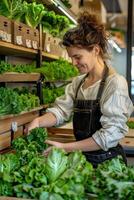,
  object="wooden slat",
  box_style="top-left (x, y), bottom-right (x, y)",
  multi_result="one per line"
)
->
top-left (126, 129), bottom-right (134, 138)
top-left (0, 107), bottom-right (43, 134)
top-left (47, 122), bottom-right (73, 135)
top-left (120, 137), bottom-right (134, 147)
top-left (47, 122), bottom-right (74, 143)
top-left (0, 73), bottom-right (40, 82)
top-left (42, 51), bottom-right (59, 60)
top-left (0, 41), bottom-right (37, 58)
top-left (48, 136), bottom-right (75, 143)
top-left (128, 117), bottom-right (134, 122)
top-left (0, 127), bottom-right (23, 150)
